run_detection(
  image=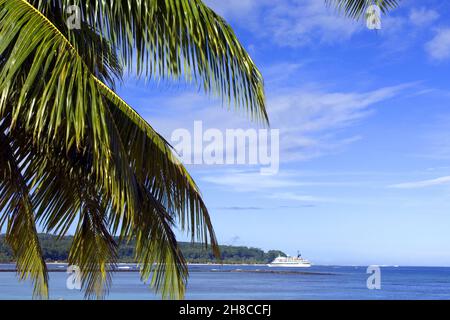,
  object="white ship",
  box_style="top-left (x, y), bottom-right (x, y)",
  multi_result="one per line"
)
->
top-left (267, 252), bottom-right (311, 268)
